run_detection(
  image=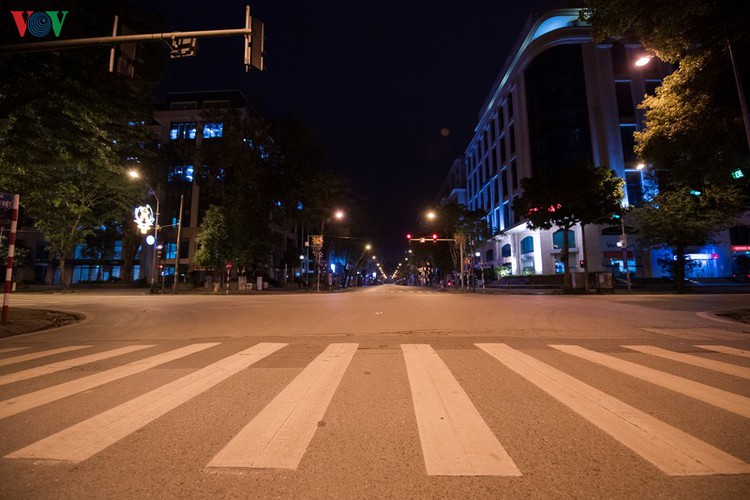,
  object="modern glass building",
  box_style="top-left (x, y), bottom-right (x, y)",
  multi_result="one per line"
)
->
top-left (446, 7), bottom-right (740, 280)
